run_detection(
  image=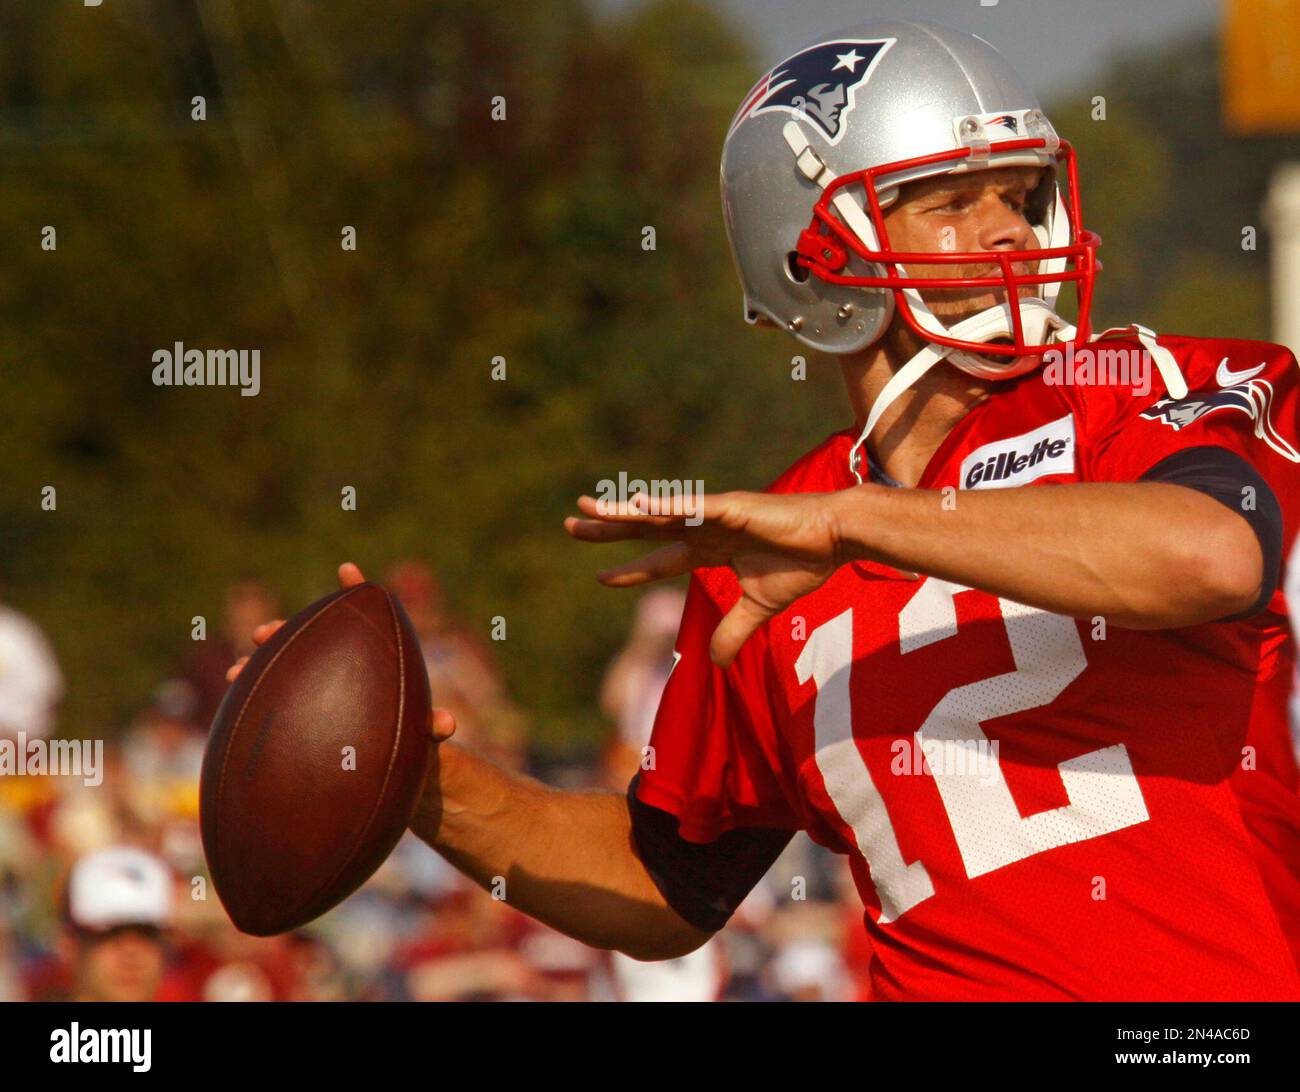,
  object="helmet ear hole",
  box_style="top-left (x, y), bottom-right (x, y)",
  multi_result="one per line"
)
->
top-left (784, 252), bottom-right (811, 284)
